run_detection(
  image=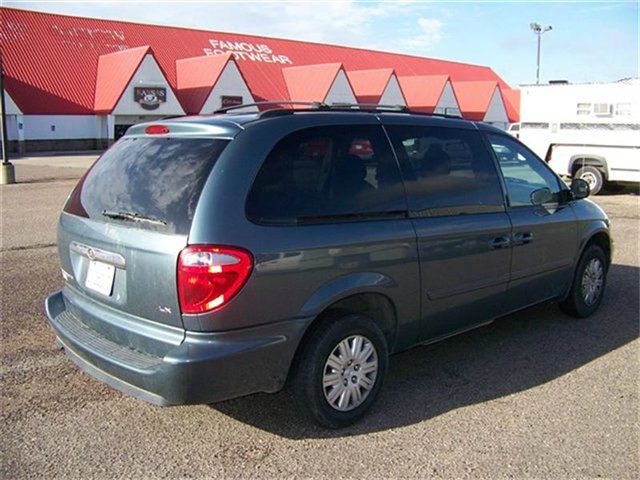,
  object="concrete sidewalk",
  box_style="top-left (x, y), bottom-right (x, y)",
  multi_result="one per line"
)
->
top-left (10, 152), bottom-right (100, 170)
